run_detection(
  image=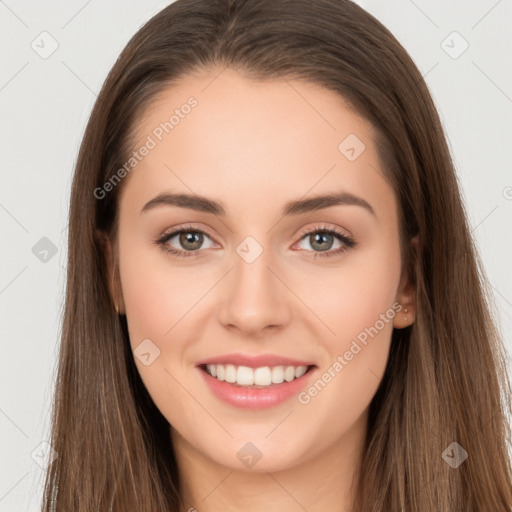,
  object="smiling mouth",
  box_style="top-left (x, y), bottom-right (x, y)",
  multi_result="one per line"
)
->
top-left (199, 363), bottom-right (316, 388)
